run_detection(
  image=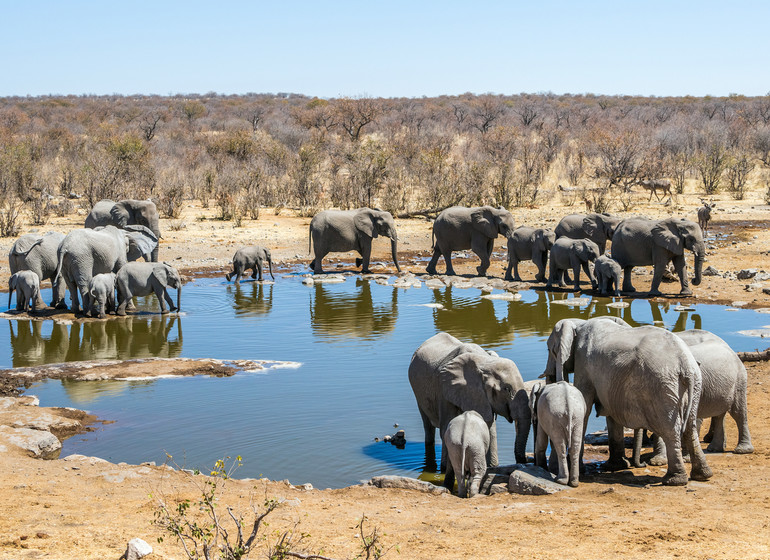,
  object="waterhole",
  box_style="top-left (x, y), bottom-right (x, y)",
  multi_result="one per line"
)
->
top-left (2, 274), bottom-right (767, 488)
